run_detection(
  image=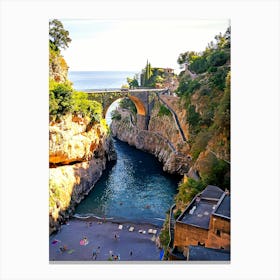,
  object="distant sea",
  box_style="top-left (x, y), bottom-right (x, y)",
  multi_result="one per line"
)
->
top-left (68, 71), bottom-right (138, 90)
